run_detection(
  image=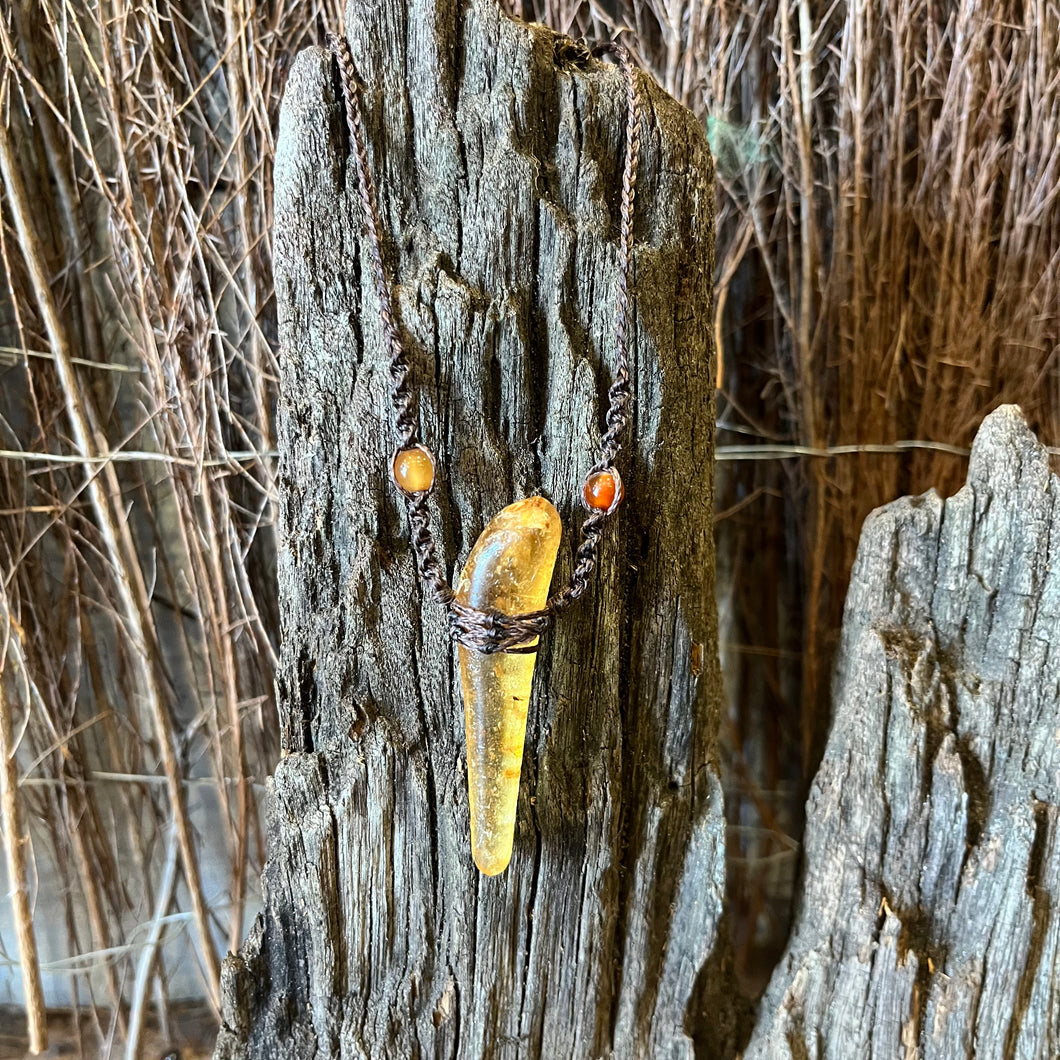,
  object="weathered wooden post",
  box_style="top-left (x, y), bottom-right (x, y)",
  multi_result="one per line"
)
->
top-left (745, 405), bottom-right (1060, 1058)
top-left (214, 0), bottom-right (725, 1056)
